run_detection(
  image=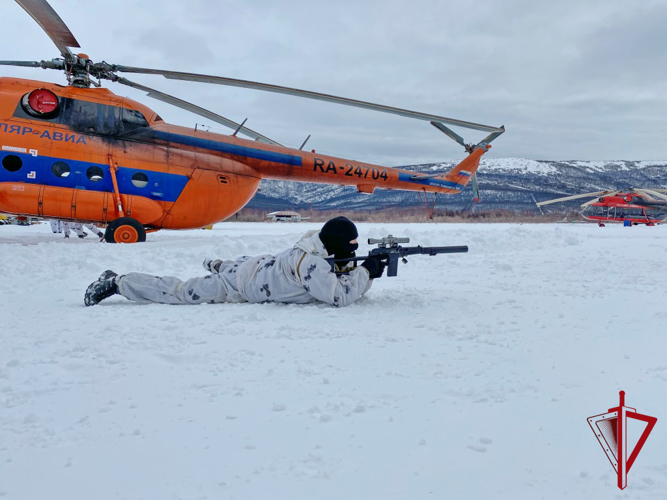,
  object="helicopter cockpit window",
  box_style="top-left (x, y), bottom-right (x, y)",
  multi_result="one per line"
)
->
top-left (13, 97), bottom-right (151, 138)
top-left (66, 100), bottom-right (95, 131)
top-left (583, 205), bottom-right (607, 216)
top-left (121, 108), bottom-right (149, 134)
top-left (62, 100), bottom-right (121, 136)
top-left (86, 166), bottom-right (104, 182)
